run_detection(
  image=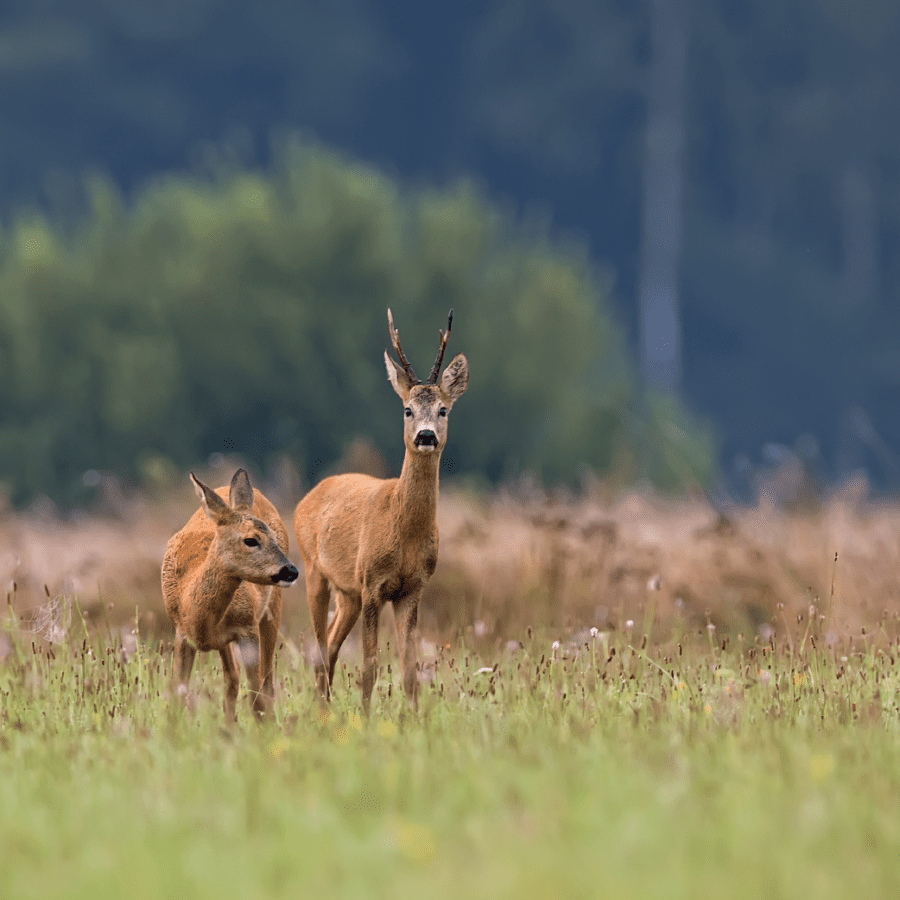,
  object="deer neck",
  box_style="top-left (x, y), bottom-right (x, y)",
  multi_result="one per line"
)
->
top-left (190, 541), bottom-right (242, 619)
top-left (393, 447), bottom-right (440, 539)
